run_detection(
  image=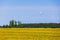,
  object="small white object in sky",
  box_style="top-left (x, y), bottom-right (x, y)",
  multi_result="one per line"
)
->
top-left (40, 11), bottom-right (43, 14)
